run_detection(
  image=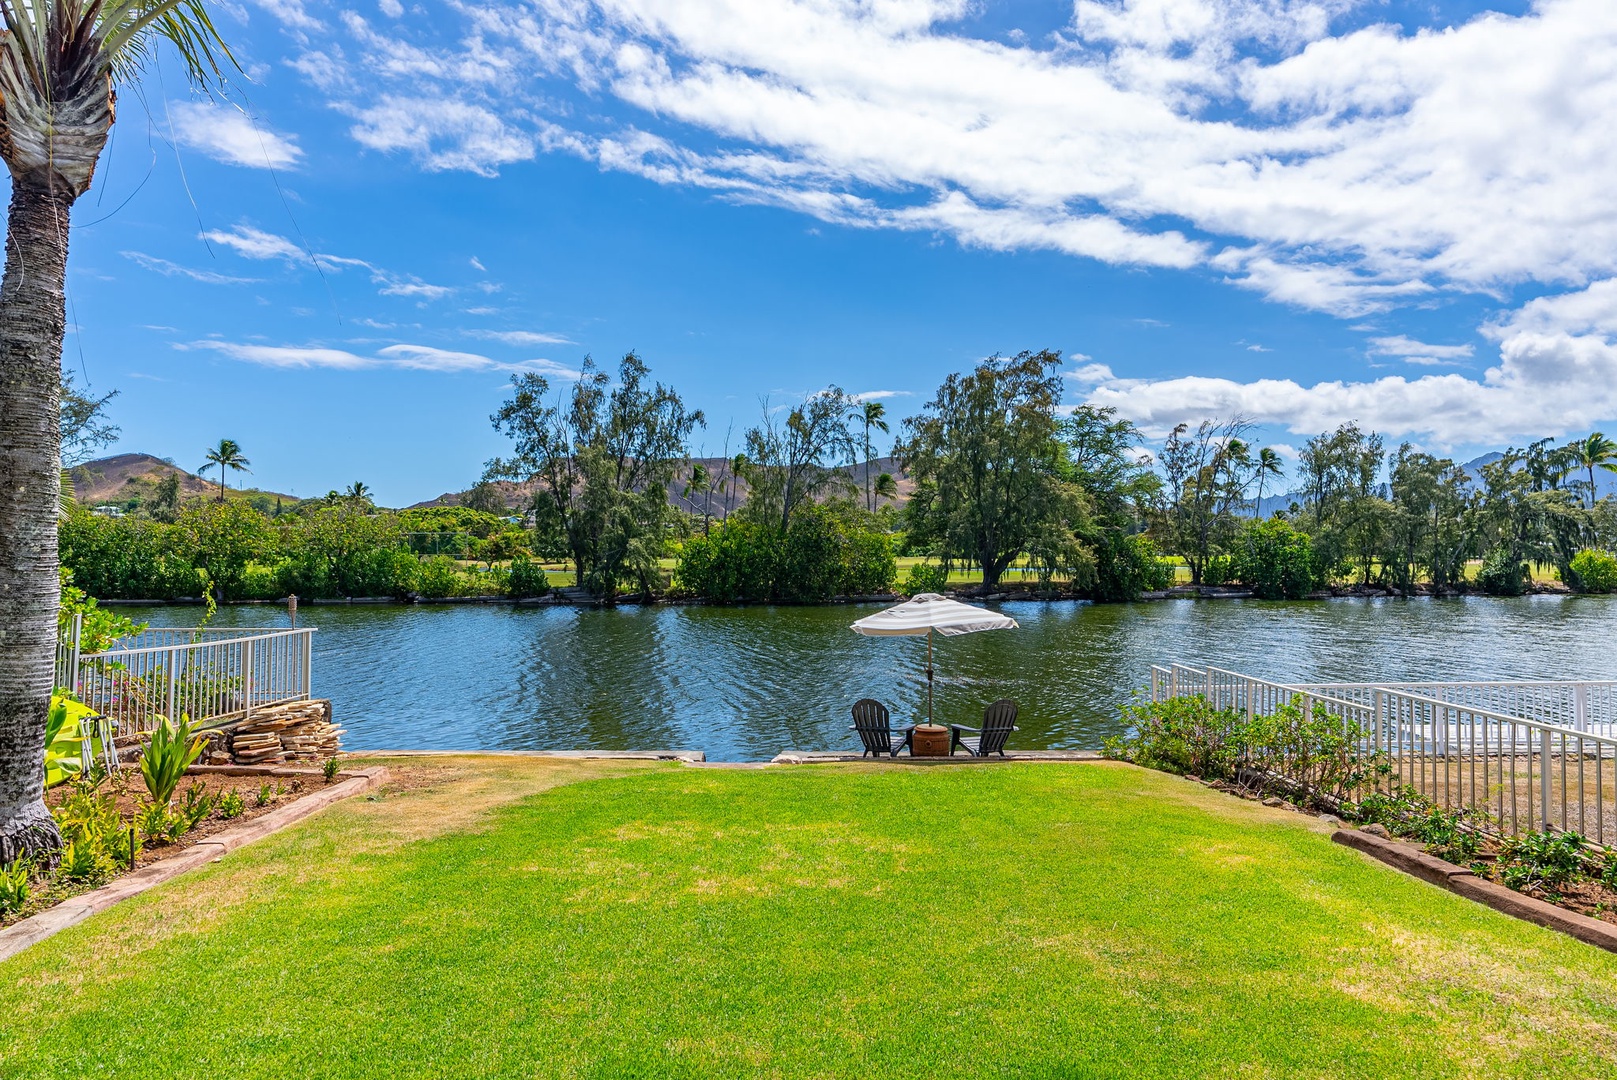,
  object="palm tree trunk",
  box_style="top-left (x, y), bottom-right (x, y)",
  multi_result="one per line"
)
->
top-left (0, 177), bottom-right (75, 864)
